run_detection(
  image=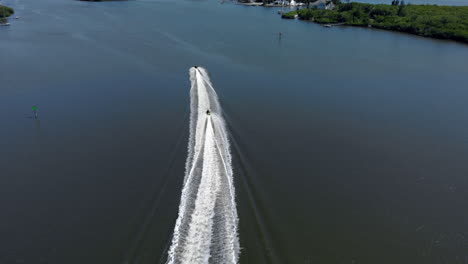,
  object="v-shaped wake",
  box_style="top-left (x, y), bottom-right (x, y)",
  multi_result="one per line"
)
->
top-left (166, 67), bottom-right (239, 264)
